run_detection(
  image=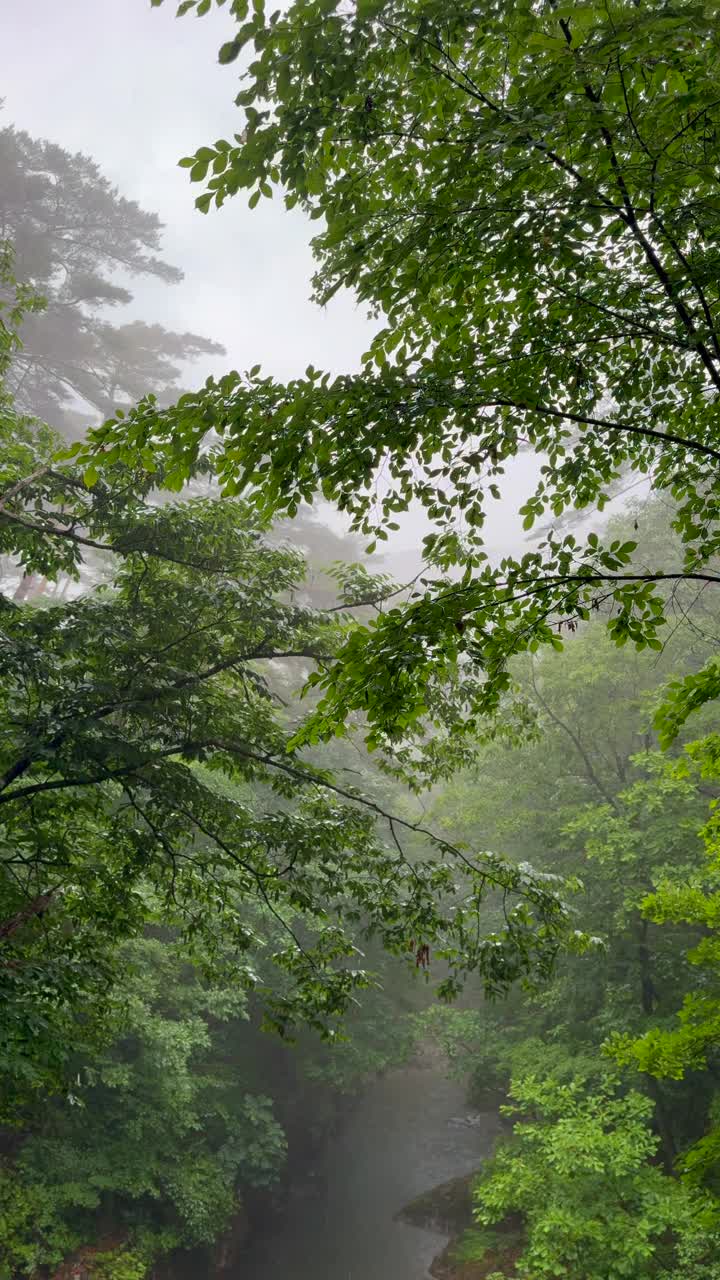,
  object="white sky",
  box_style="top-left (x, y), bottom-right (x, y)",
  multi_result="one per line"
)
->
top-left (2, 0), bottom-right (534, 563)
